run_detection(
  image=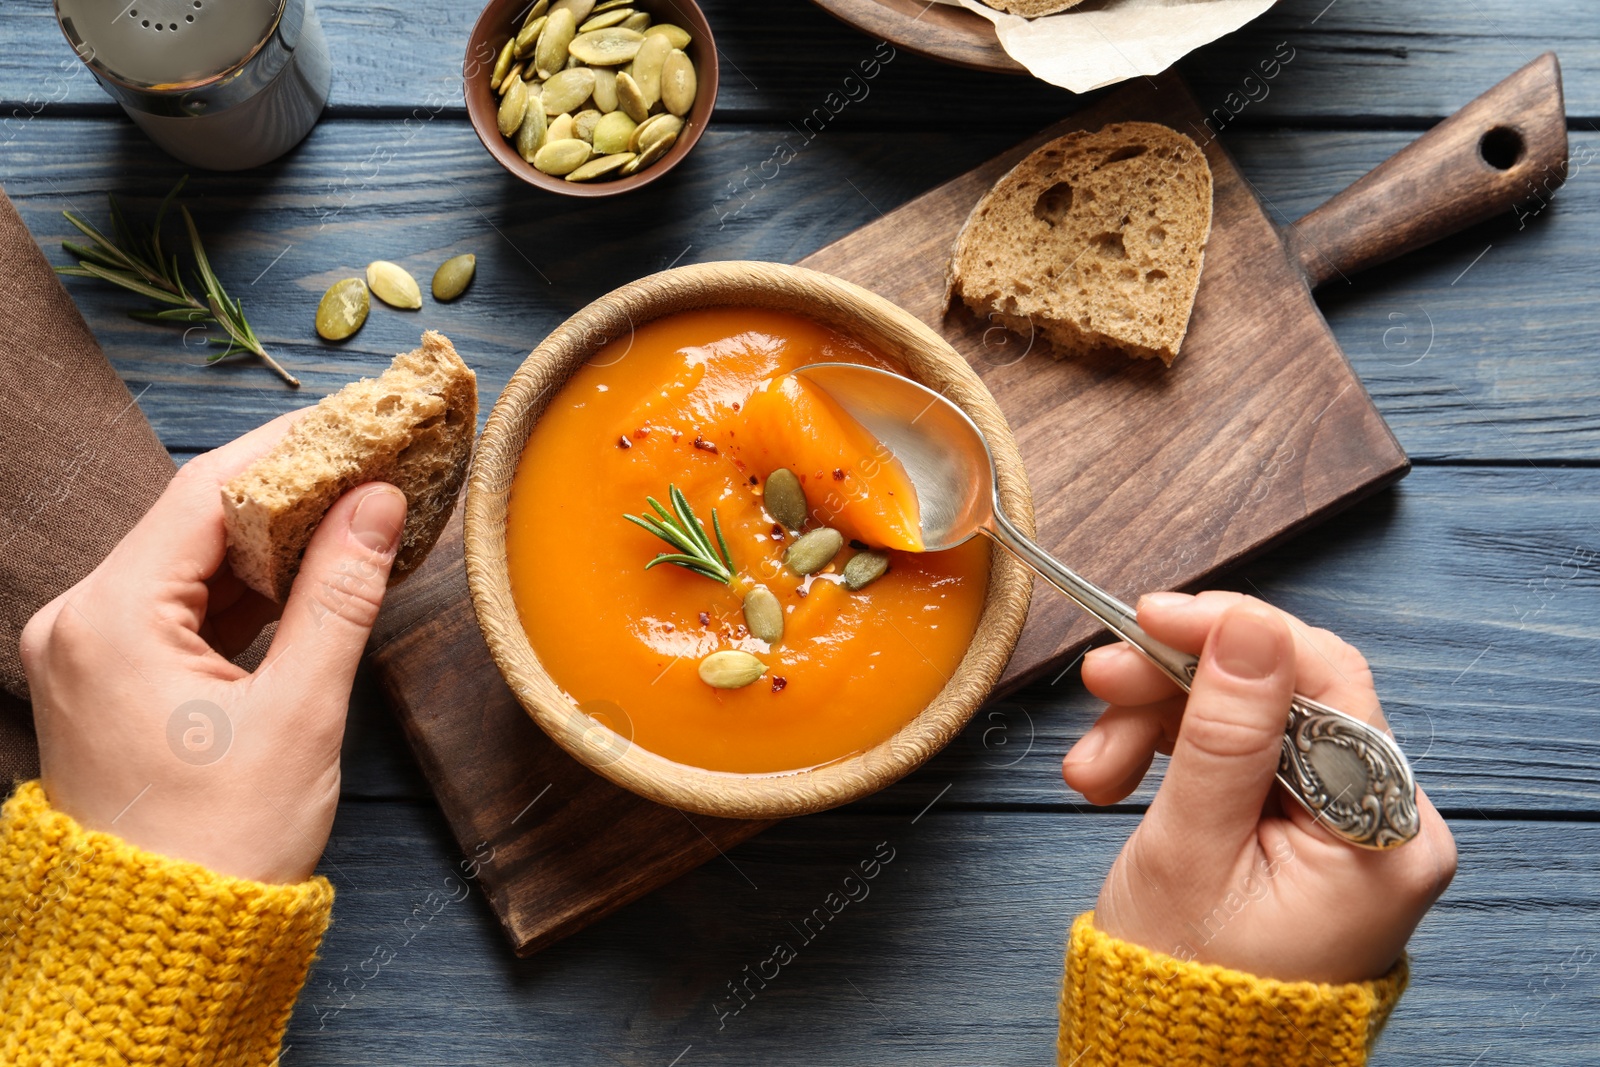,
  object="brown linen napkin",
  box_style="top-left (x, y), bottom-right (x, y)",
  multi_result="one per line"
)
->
top-left (0, 185), bottom-right (178, 782)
